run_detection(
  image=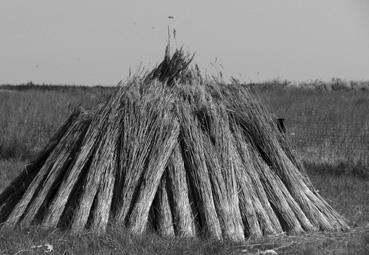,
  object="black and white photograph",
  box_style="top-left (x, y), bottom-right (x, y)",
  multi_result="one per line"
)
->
top-left (0, 1), bottom-right (368, 254)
